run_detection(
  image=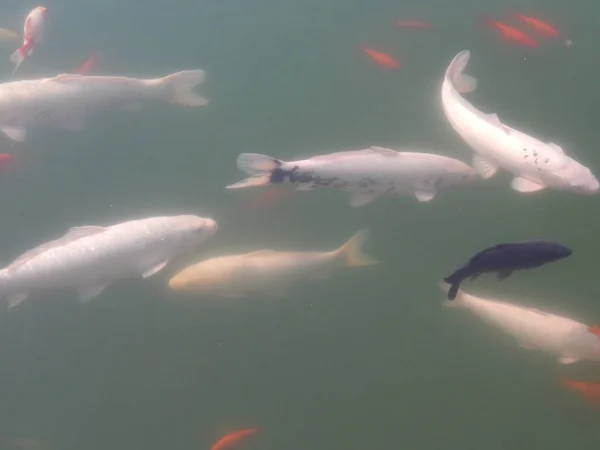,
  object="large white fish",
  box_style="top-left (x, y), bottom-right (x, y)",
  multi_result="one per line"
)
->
top-left (226, 147), bottom-right (477, 207)
top-left (0, 70), bottom-right (208, 142)
top-left (441, 50), bottom-right (599, 194)
top-left (0, 215), bottom-right (217, 308)
top-left (168, 229), bottom-right (377, 297)
top-left (440, 283), bottom-right (600, 364)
